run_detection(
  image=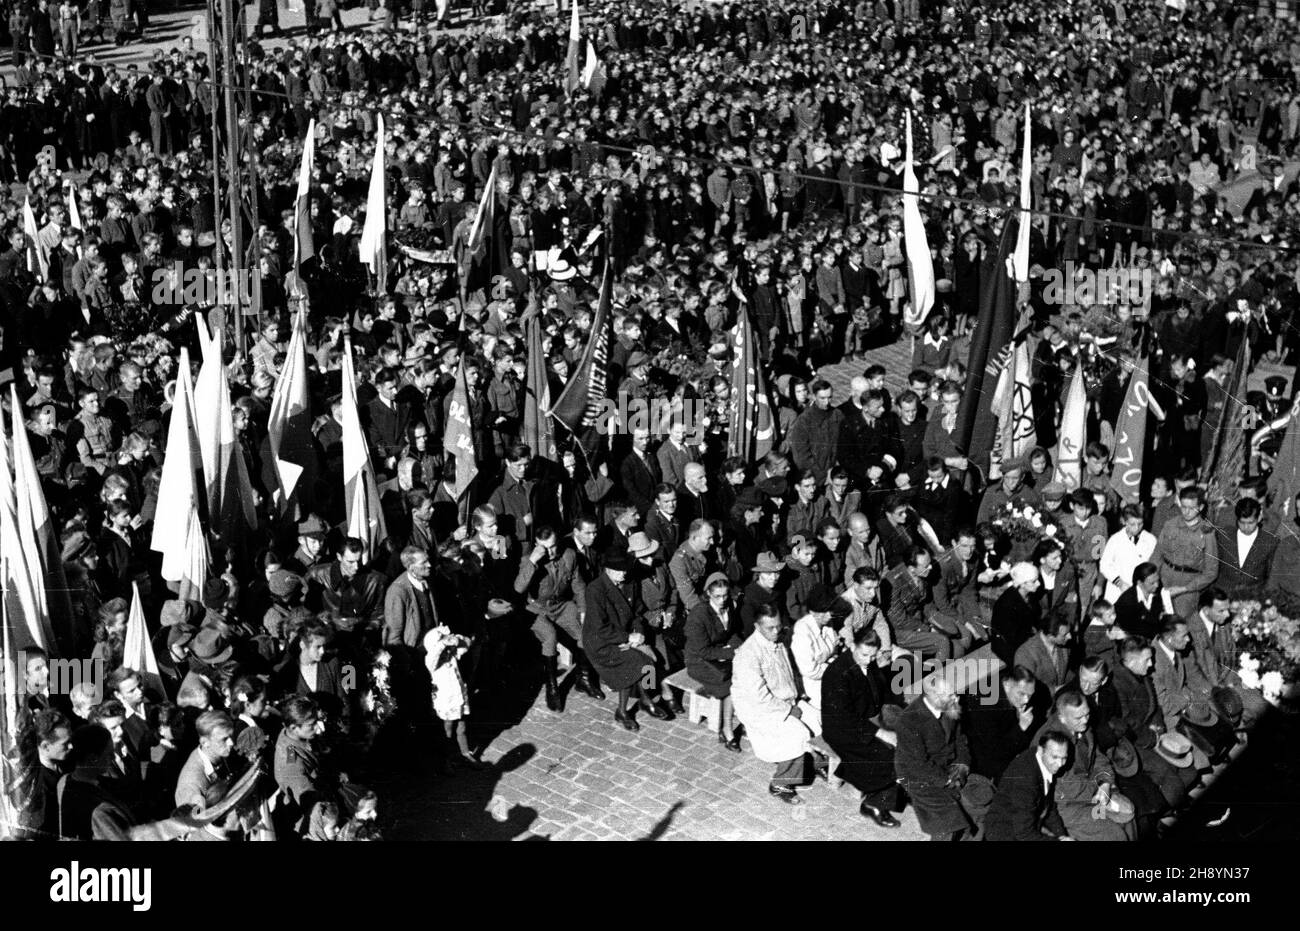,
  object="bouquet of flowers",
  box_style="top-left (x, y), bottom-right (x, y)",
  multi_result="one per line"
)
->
top-left (992, 502), bottom-right (1051, 560)
top-left (1230, 600), bottom-right (1300, 707)
top-left (359, 650), bottom-right (397, 750)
